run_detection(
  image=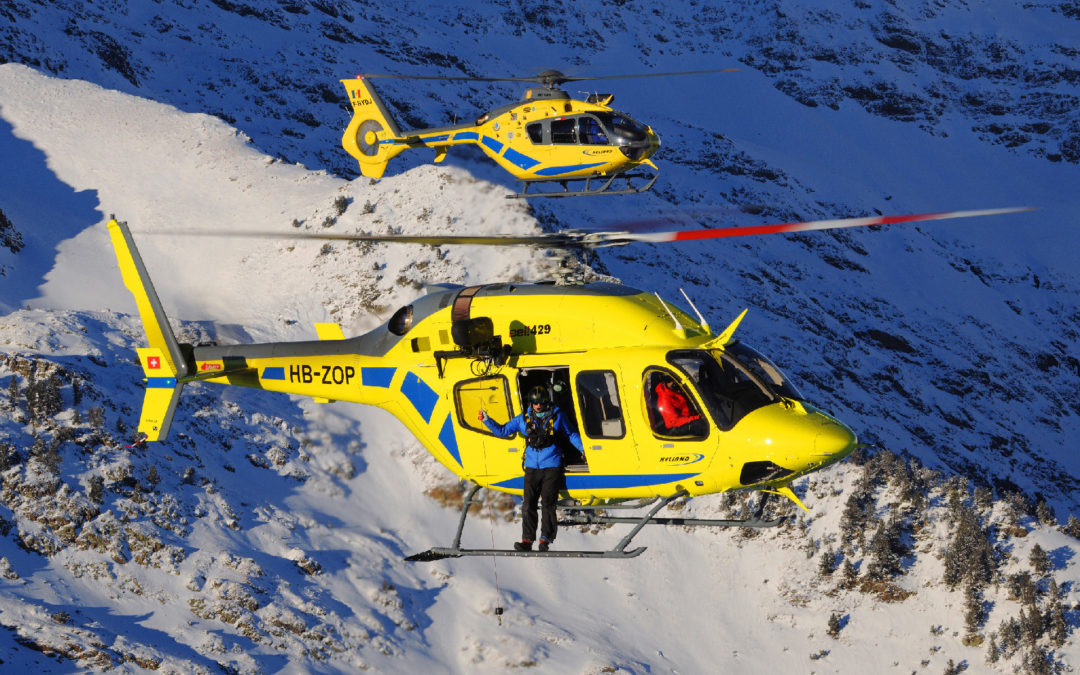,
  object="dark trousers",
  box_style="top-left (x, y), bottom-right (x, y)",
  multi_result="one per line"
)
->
top-left (522, 466), bottom-right (564, 542)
